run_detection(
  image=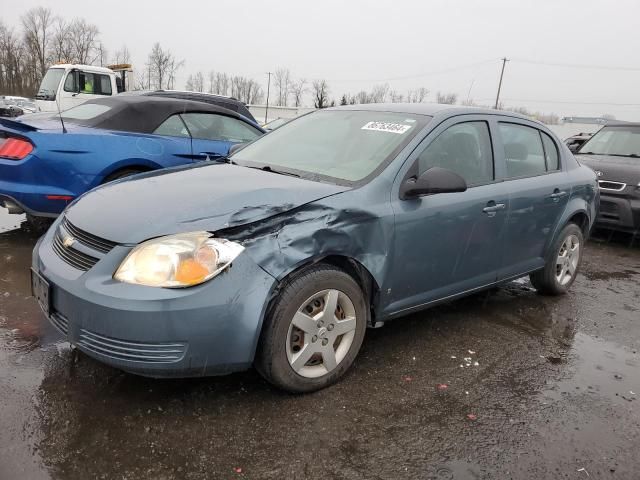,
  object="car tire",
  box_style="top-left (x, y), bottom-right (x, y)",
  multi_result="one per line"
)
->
top-left (102, 169), bottom-right (145, 184)
top-left (255, 264), bottom-right (368, 393)
top-left (530, 223), bottom-right (584, 296)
